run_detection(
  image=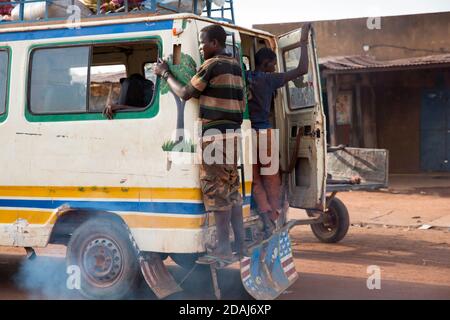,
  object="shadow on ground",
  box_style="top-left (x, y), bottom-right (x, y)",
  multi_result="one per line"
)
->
top-left (291, 231), bottom-right (450, 268)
